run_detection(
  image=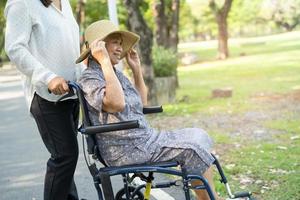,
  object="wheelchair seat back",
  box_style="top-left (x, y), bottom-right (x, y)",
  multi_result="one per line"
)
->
top-left (71, 82), bottom-right (108, 166)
